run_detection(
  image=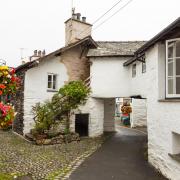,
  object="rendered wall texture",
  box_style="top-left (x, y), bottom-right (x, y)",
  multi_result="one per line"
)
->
top-left (146, 43), bottom-right (180, 180)
top-left (131, 98), bottom-right (147, 128)
top-left (70, 97), bottom-right (104, 137)
top-left (90, 57), bottom-right (131, 98)
top-left (23, 57), bottom-right (68, 134)
top-left (104, 98), bottom-right (115, 132)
